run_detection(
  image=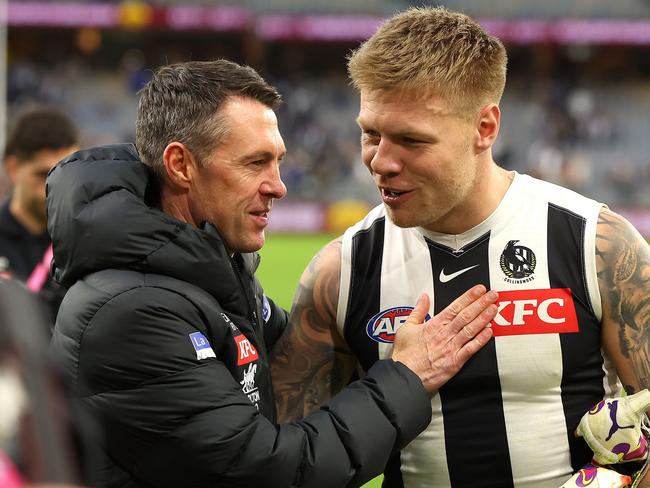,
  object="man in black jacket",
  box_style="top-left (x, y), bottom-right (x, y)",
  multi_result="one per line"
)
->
top-left (47, 60), bottom-right (498, 488)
